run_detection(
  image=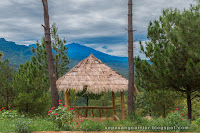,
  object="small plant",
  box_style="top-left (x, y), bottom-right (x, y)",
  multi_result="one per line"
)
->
top-left (13, 116), bottom-right (32, 133)
top-left (0, 110), bottom-right (18, 119)
top-left (166, 108), bottom-right (190, 127)
top-left (146, 108), bottom-right (191, 132)
top-left (77, 119), bottom-right (104, 131)
top-left (48, 100), bottom-right (75, 129)
top-left (0, 107), bottom-right (19, 119)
